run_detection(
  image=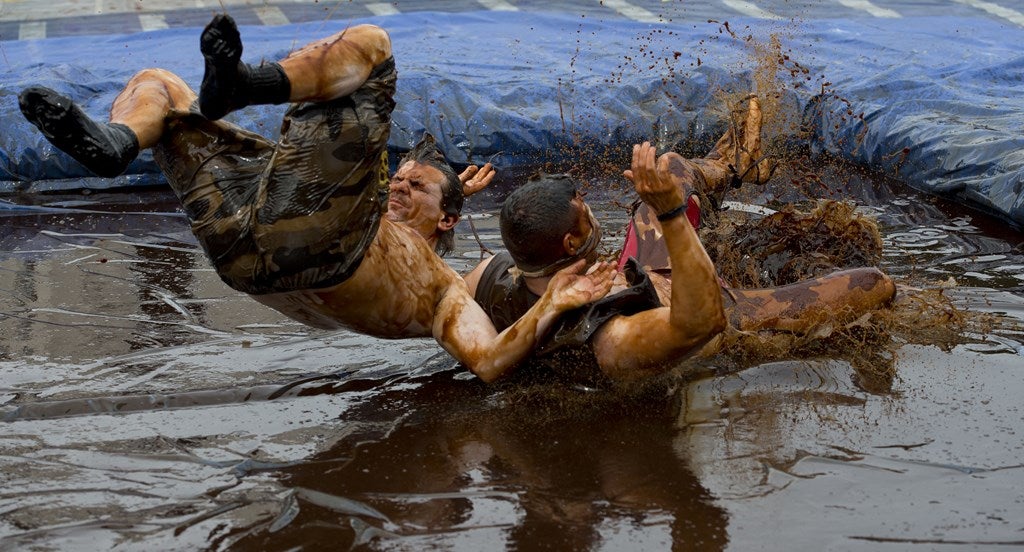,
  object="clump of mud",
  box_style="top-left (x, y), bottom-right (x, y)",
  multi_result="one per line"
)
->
top-left (704, 199), bottom-right (883, 288)
top-left (697, 283), bottom-right (996, 394)
top-left (690, 194), bottom-right (992, 394)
